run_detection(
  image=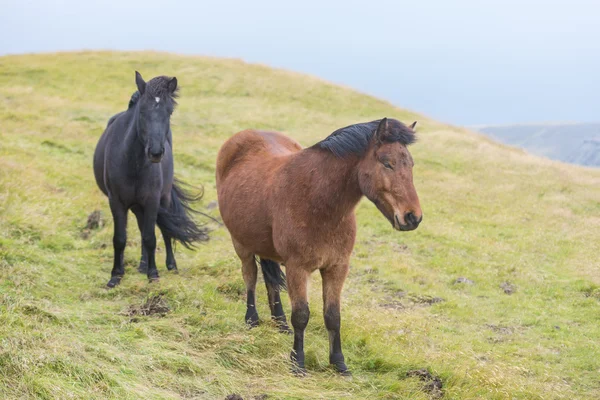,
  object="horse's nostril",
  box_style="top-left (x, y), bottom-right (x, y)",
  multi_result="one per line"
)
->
top-left (405, 212), bottom-right (420, 226)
